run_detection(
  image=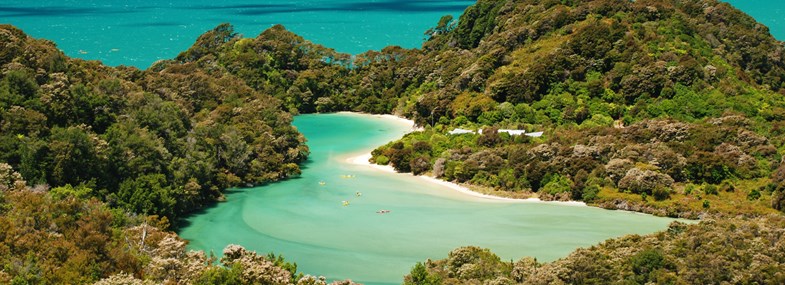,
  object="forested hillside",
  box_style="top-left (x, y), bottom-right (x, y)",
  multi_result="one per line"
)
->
top-left (0, 24), bottom-right (308, 223)
top-left (0, 24), bottom-right (359, 284)
top-left (165, 0), bottom-right (785, 218)
top-left (166, 0), bottom-right (785, 283)
top-left (362, 0), bottom-right (785, 218)
top-left (3, 0), bottom-right (785, 283)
